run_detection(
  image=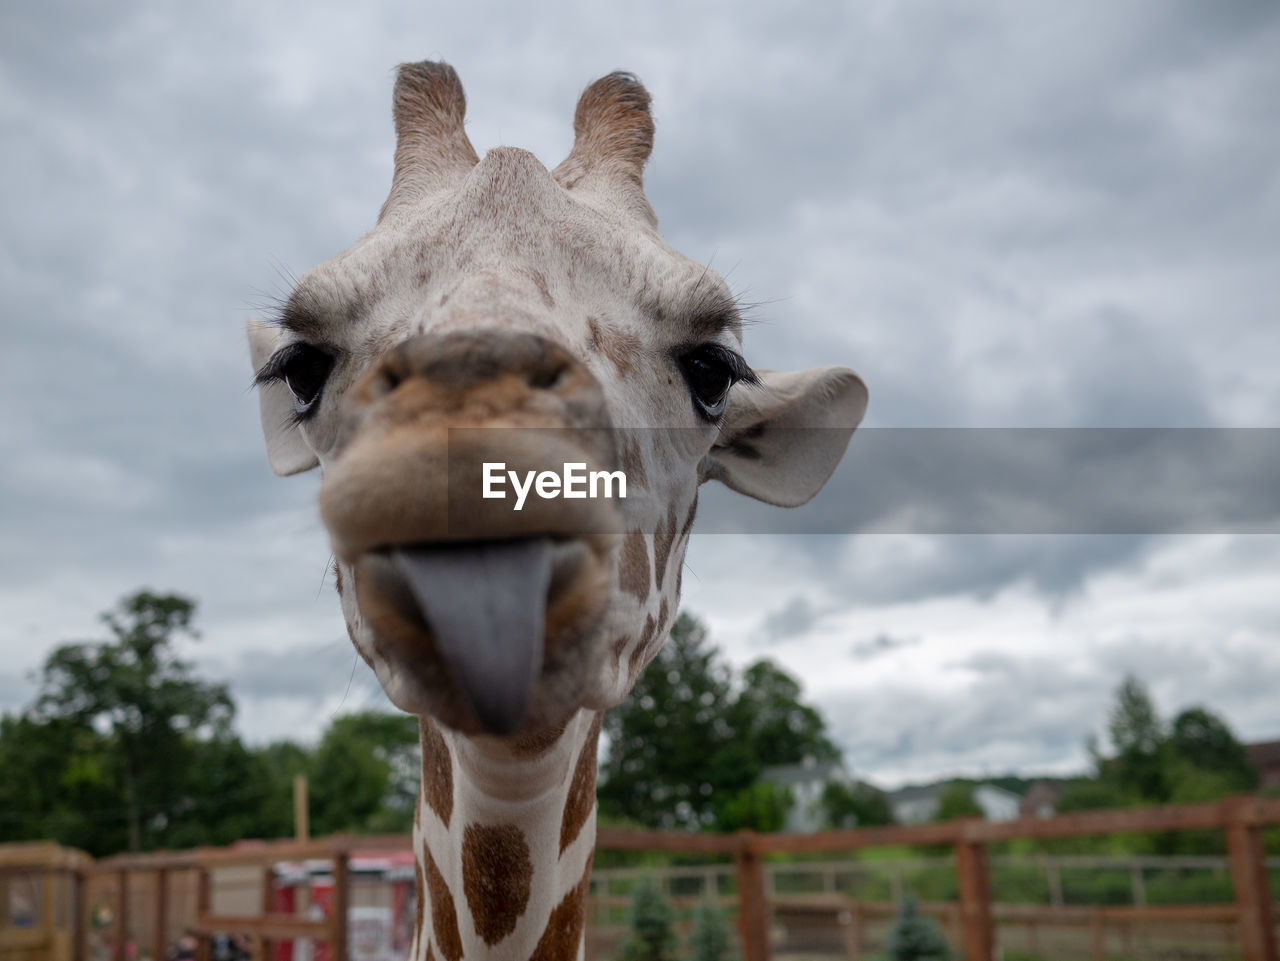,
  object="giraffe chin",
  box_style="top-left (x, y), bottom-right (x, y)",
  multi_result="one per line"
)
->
top-left (353, 535), bottom-right (612, 737)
